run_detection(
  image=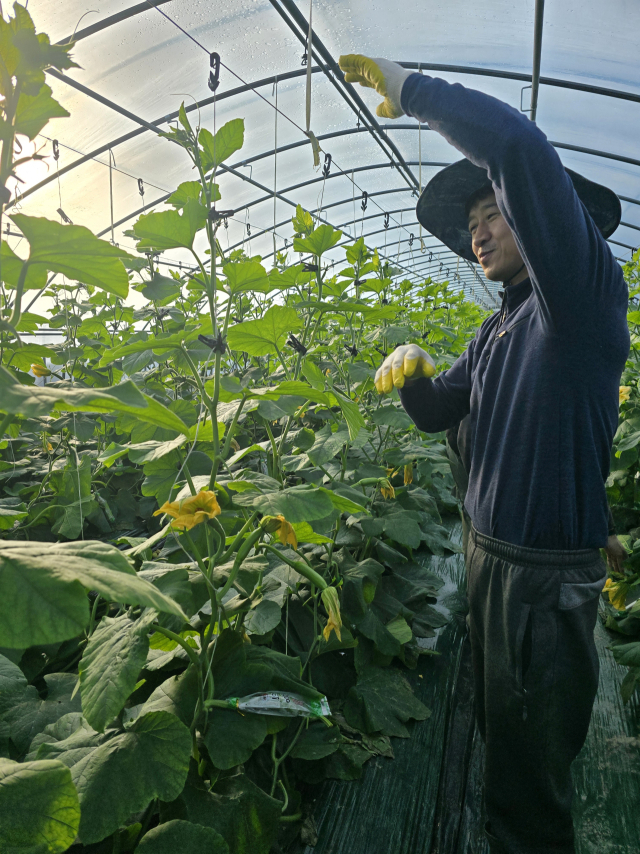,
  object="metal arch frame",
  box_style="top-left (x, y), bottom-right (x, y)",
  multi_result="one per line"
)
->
top-left (33, 3), bottom-right (640, 303)
top-left (56, 1), bottom-right (640, 107)
top-left (56, 1), bottom-right (175, 45)
top-left (34, 69), bottom-right (640, 268)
